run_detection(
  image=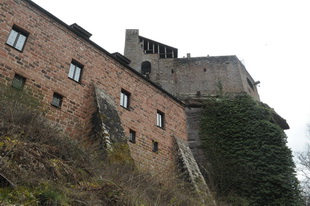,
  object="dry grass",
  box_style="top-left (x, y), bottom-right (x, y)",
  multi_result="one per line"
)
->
top-left (0, 87), bottom-right (203, 206)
